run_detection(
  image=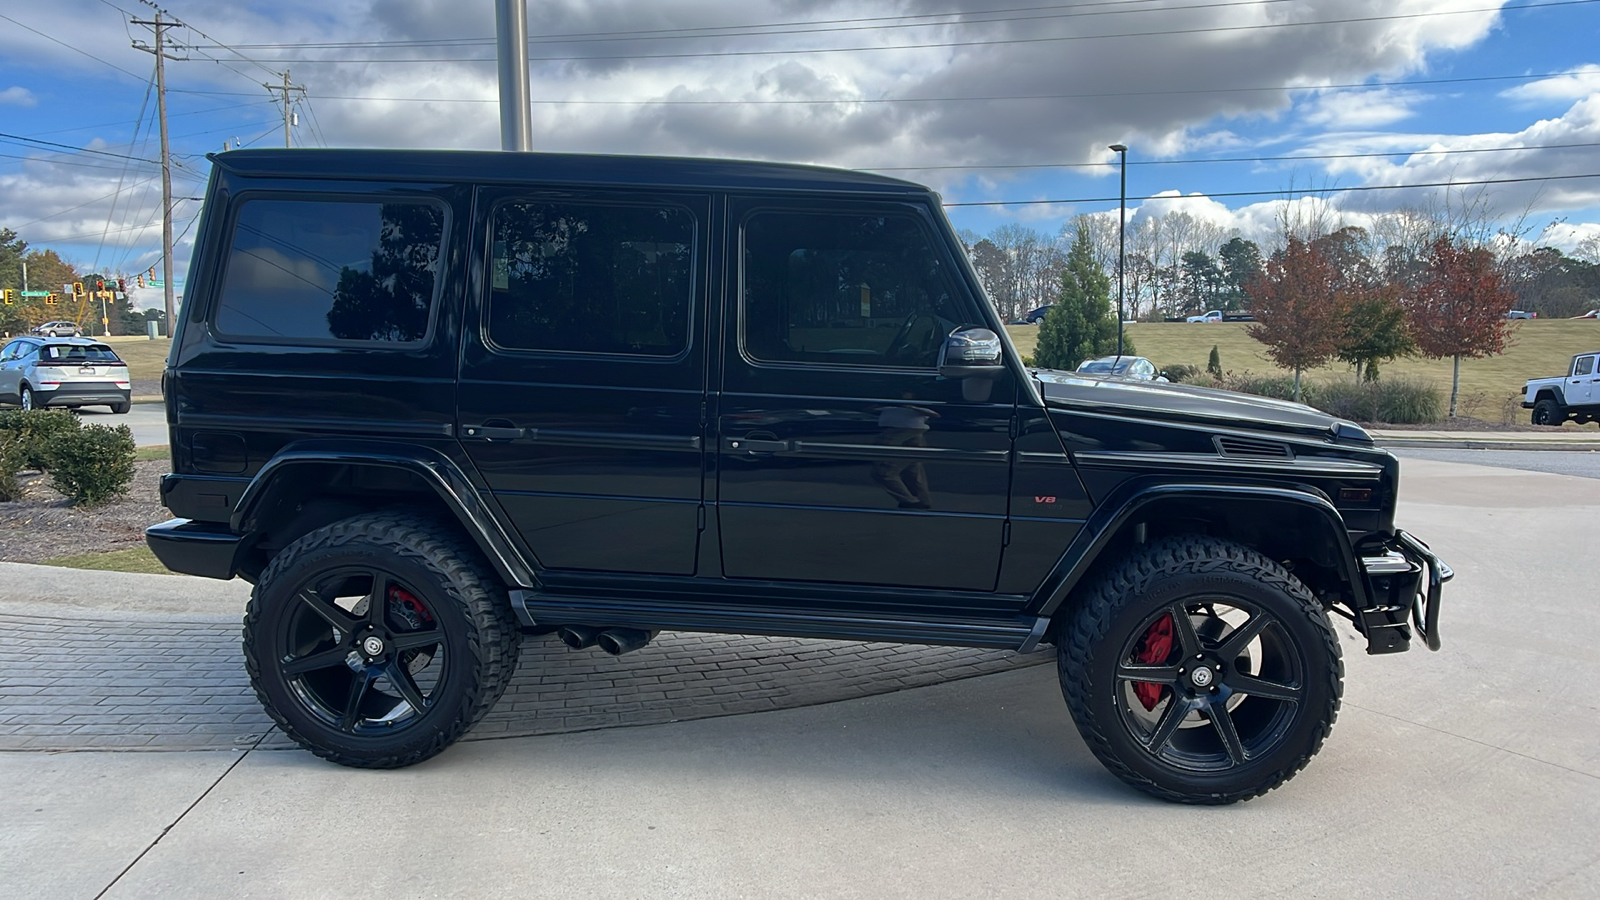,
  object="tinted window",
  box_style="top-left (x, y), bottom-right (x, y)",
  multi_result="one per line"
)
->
top-left (41, 344), bottom-right (121, 363)
top-left (1576, 356), bottom-right (1595, 377)
top-left (742, 211), bottom-right (963, 368)
top-left (488, 201), bottom-right (694, 356)
top-left (214, 199), bottom-right (444, 342)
